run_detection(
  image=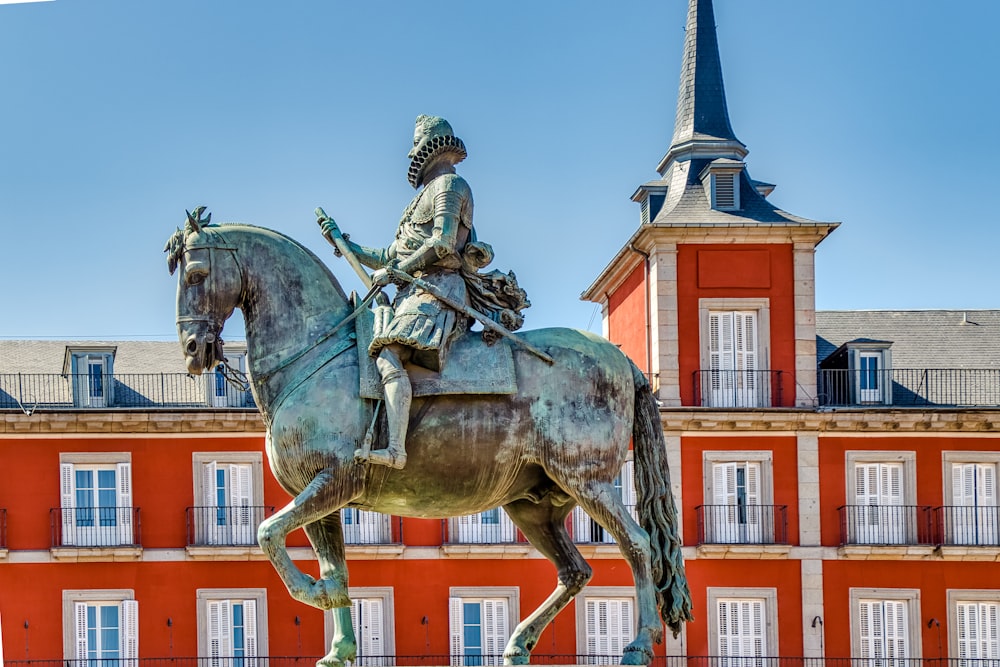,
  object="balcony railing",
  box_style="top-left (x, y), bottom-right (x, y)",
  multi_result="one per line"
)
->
top-left (569, 504), bottom-right (638, 544)
top-left (443, 511), bottom-right (523, 545)
top-left (342, 510), bottom-right (402, 545)
top-left (50, 506), bottom-right (141, 548)
top-left (819, 368), bottom-right (1000, 407)
top-left (934, 505), bottom-right (1000, 546)
top-left (187, 505), bottom-right (274, 547)
top-left (692, 370), bottom-right (784, 408)
top-left (838, 505), bottom-right (933, 546)
top-left (0, 373), bottom-right (255, 410)
top-left (696, 504), bottom-right (788, 545)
